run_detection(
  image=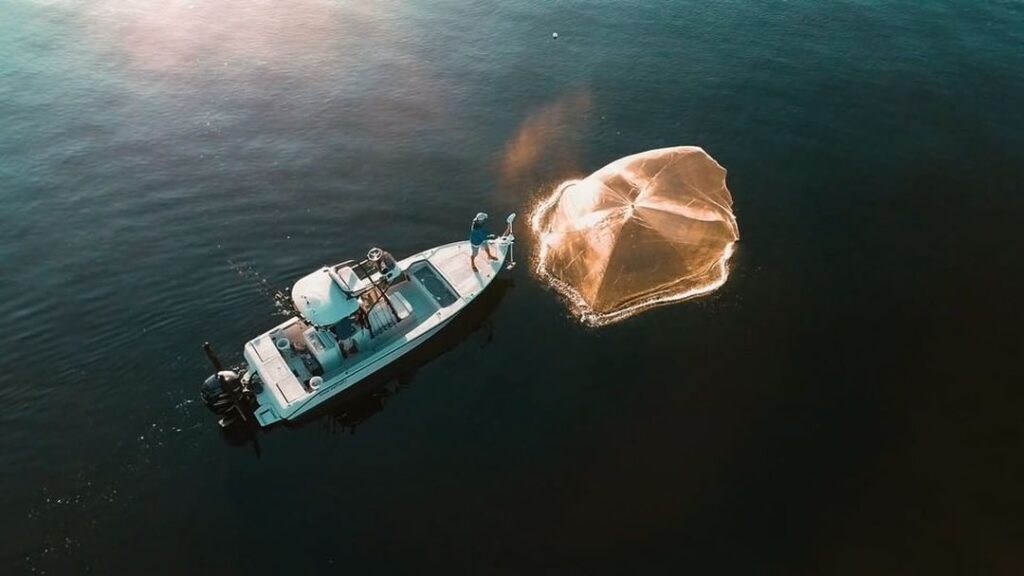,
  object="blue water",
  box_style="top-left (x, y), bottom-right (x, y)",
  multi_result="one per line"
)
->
top-left (2, 1), bottom-right (1023, 573)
